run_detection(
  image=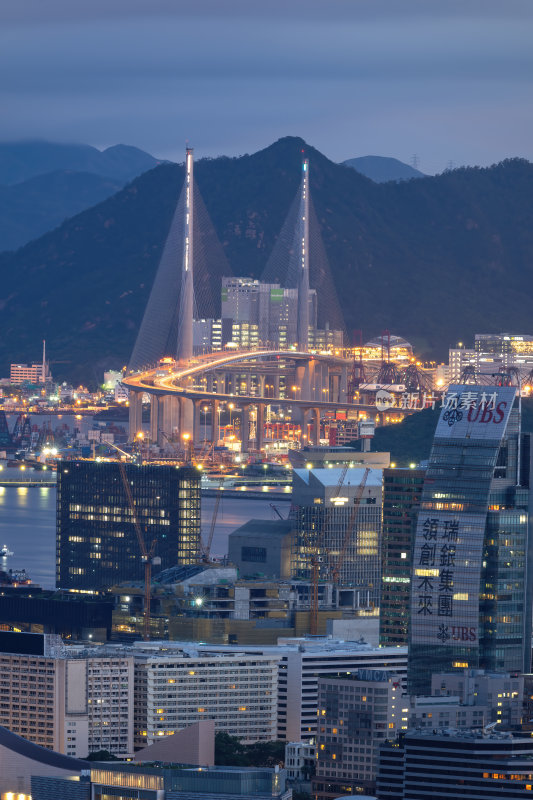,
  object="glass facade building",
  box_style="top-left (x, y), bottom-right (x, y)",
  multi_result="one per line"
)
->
top-left (290, 468), bottom-right (382, 606)
top-left (380, 468), bottom-right (425, 647)
top-left (57, 461), bottom-right (201, 590)
top-left (408, 385), bottom-right (532, 693)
